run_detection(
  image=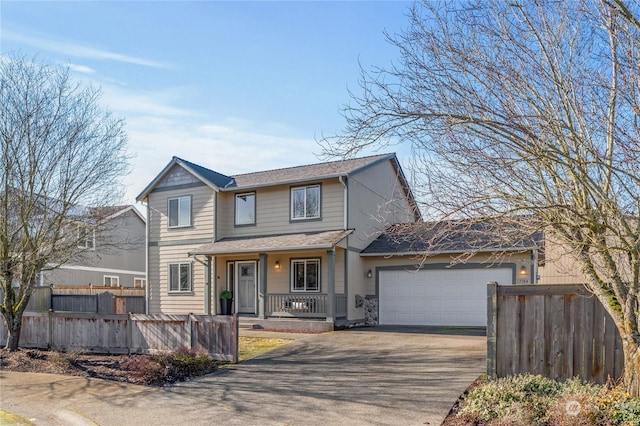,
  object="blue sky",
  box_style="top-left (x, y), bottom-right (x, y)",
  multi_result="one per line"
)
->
top-left (1, 1), bottom-right (413, 205)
